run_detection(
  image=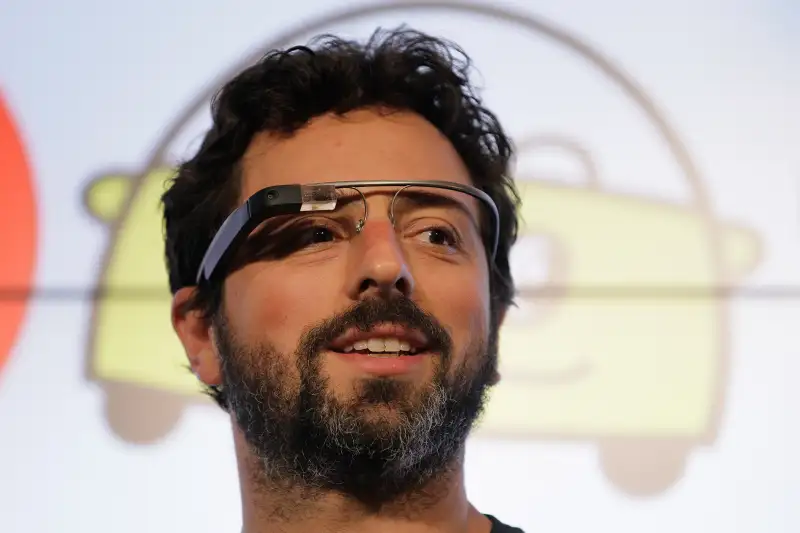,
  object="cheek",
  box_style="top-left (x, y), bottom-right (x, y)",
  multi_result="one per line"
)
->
top-left (224, 265), bottom-right (341, 352)
top-left (414, 261), bottom-right (491, 343)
